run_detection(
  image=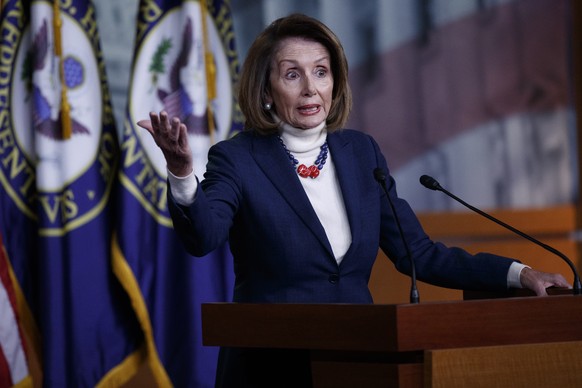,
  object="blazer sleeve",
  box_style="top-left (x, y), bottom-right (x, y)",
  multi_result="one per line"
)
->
top-left (369, 136), bottom-right (518, 292)
top-left (168, 140), bottom-right (242, 257)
